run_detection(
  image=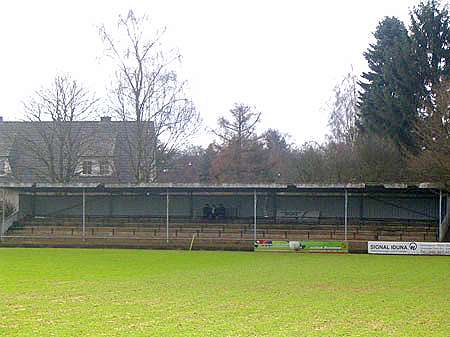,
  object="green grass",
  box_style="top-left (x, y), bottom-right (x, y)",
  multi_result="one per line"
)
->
top-left (0, 249), bottom-right (449, 337)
